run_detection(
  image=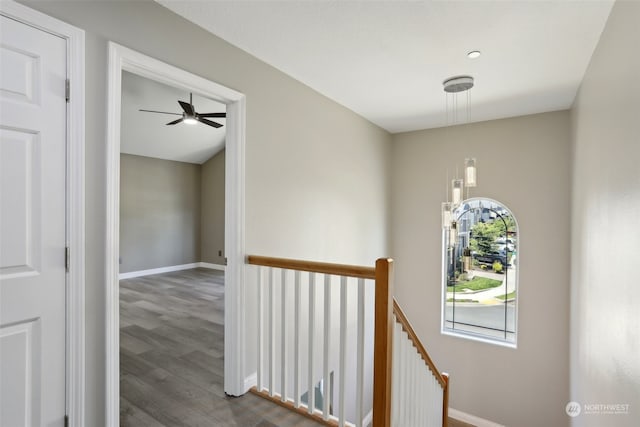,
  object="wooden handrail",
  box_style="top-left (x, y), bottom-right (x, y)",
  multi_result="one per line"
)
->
top-left (246, 255), bottom-right (376, 279)
top-left (372, 258), bottom-right (394, 427)
top-left (392, 299), bottom-right (447, 389)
